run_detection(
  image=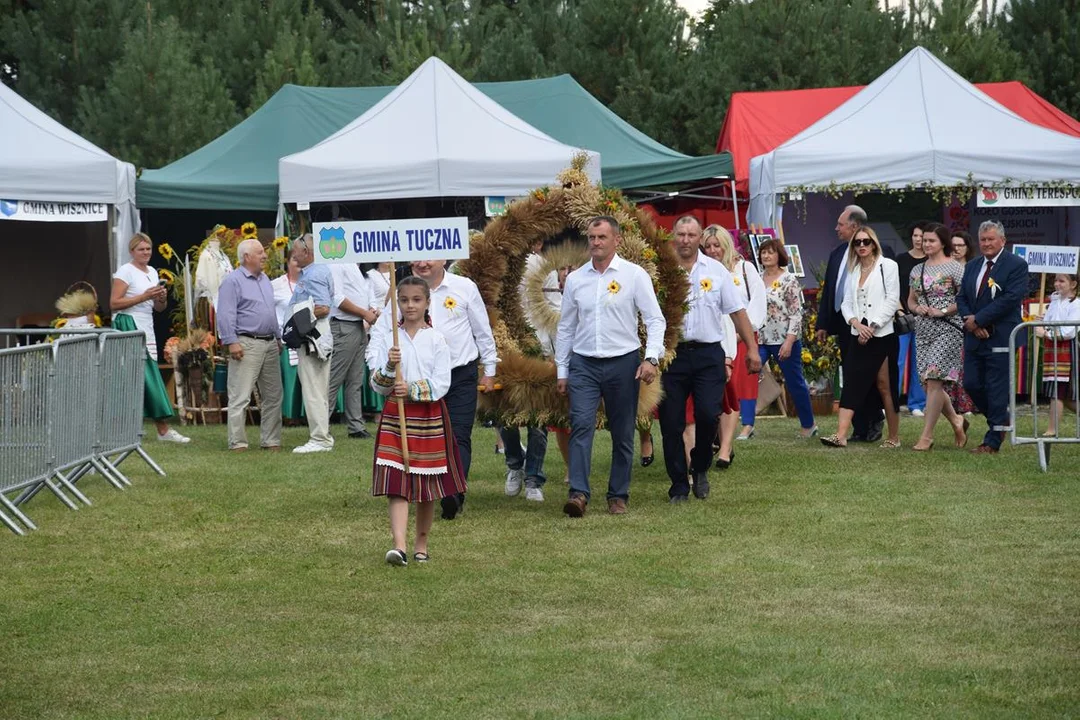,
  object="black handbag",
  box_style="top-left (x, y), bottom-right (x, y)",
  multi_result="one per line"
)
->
top-left (882, 265), bottom-right (915, 334)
